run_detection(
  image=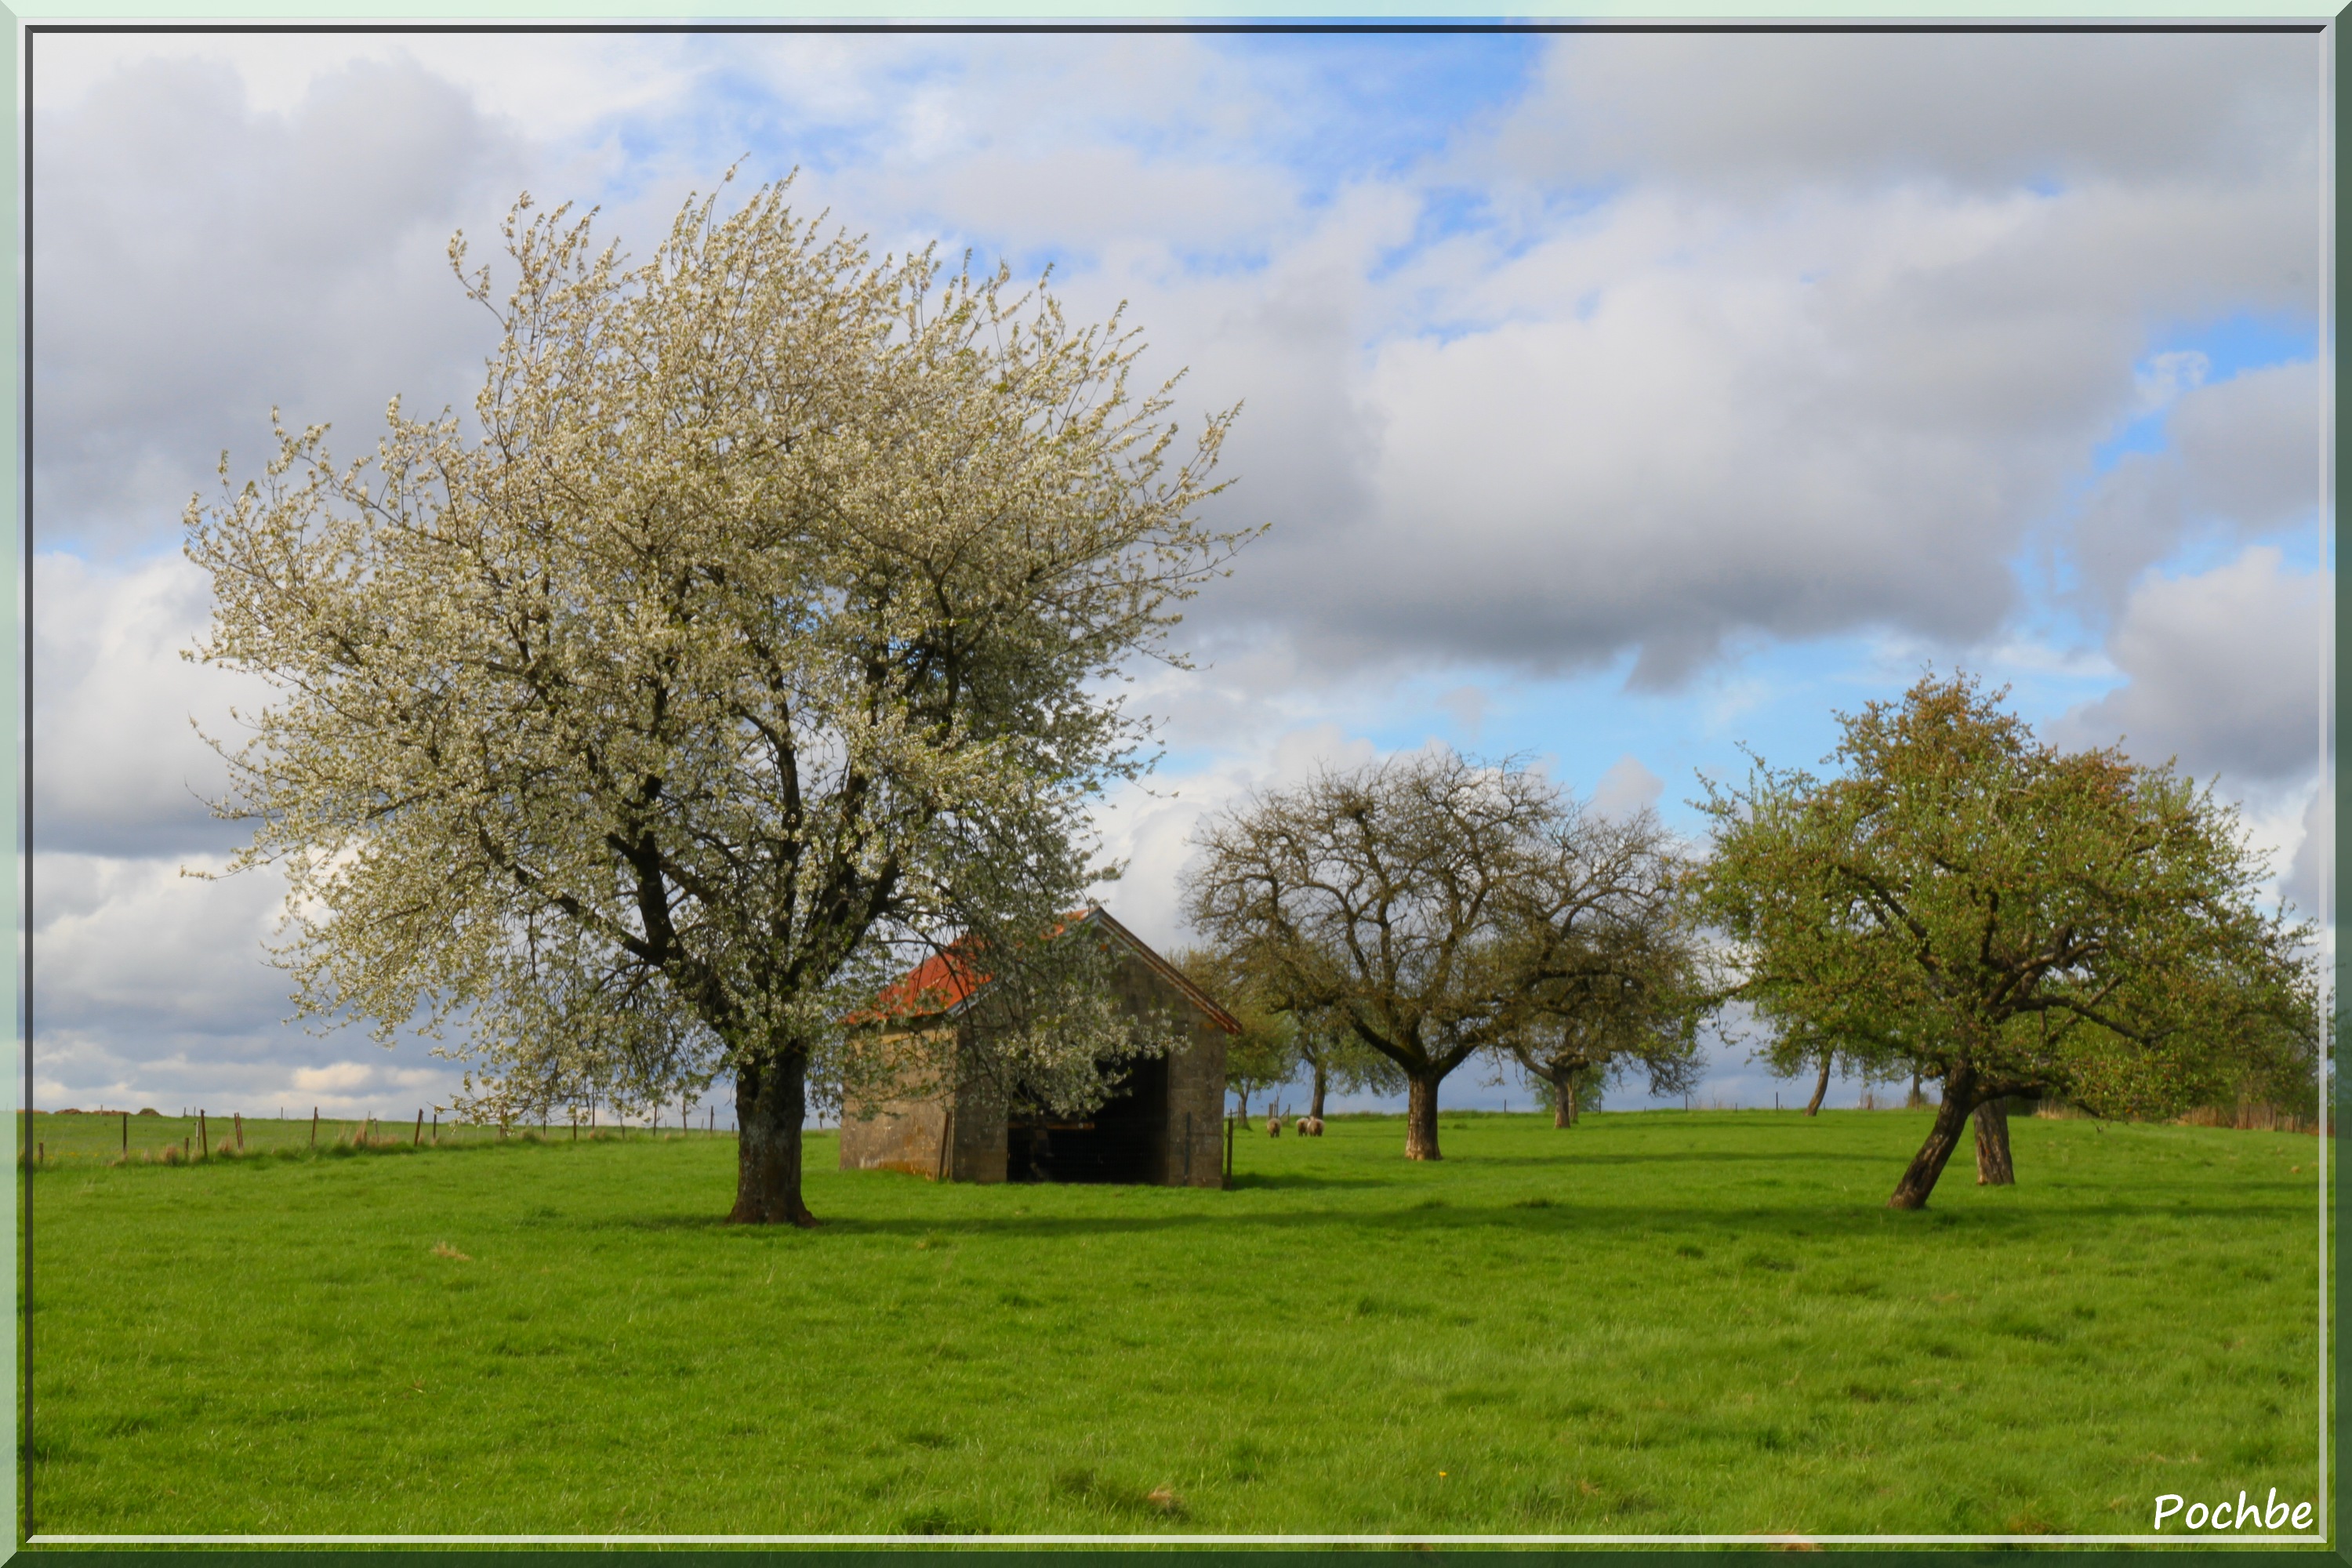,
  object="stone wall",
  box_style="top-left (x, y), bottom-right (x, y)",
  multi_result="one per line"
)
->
top-left (949, 1033), bottom-right (1011, 1182)
top-left (837, 1028), bottom-right (953, 1177)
